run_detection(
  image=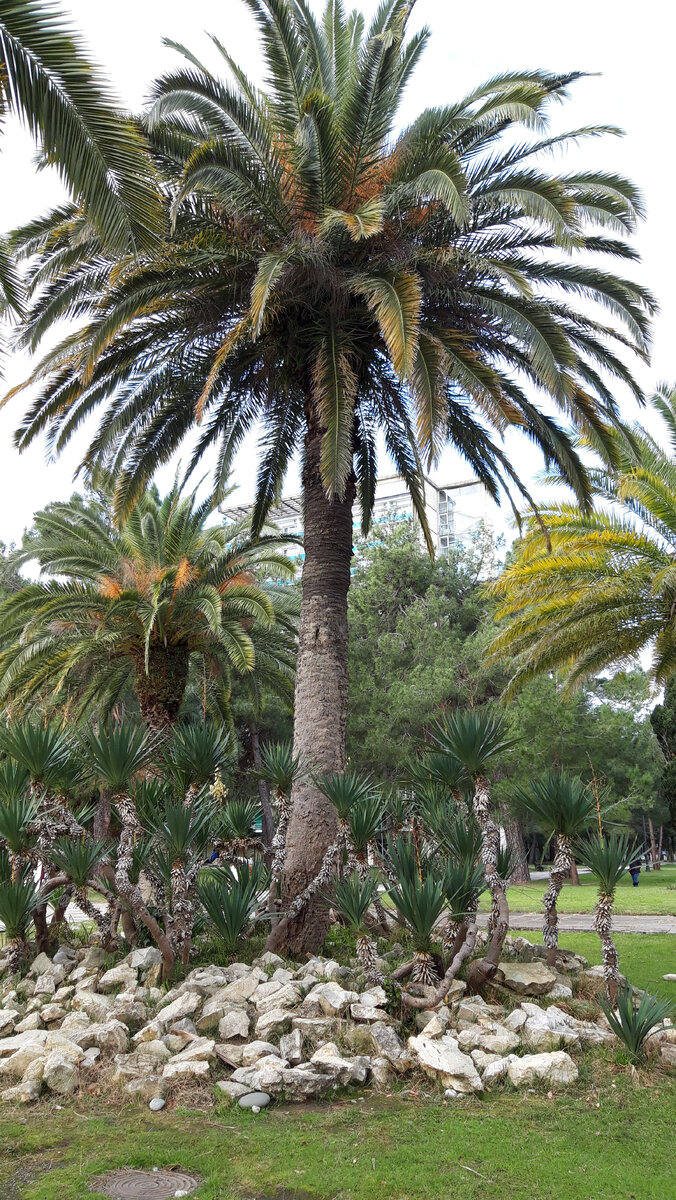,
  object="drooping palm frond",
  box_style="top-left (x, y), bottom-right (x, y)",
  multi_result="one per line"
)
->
top-left (0, 1), bottom-right (161, 252)
top-left (490, 385), bottom-right (676, 690)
